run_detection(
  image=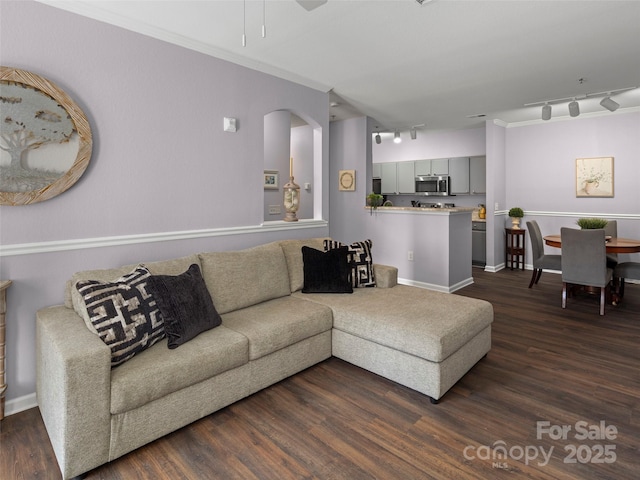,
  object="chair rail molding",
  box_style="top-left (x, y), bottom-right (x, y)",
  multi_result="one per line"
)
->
top-left (0, 219), bottom-right (328, 257)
